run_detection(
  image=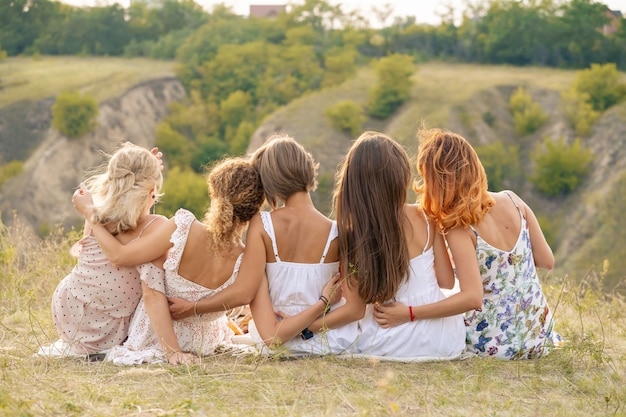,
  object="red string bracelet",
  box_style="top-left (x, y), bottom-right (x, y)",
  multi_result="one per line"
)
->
top-left (409, 306), bottom-right (415, 322)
